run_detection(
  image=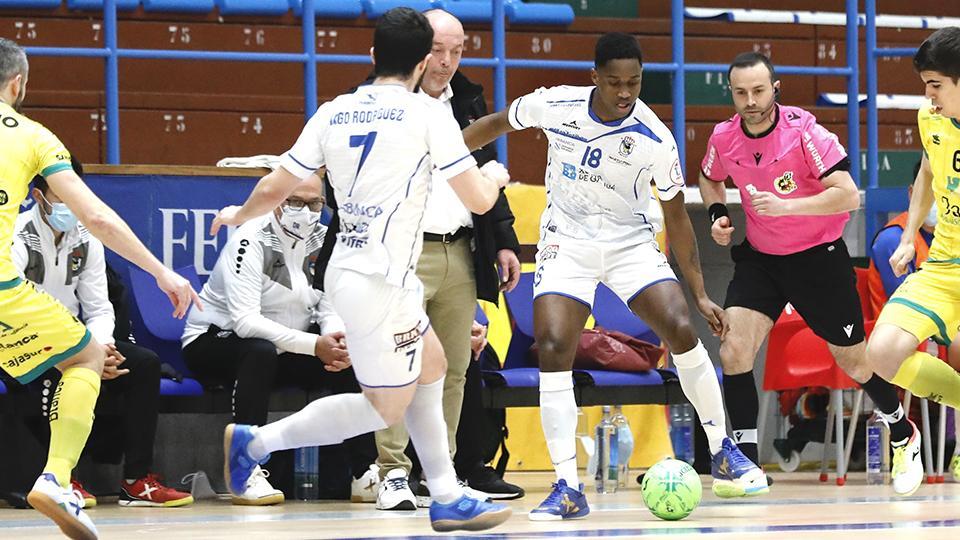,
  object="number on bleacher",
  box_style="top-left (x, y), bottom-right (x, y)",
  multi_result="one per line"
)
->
top-left (243, 28), bottom-right (265, 47)
top-left (531, 37), bottom-right (552, 54)
top-left (14, 21), bottom-right (37, 41)
top-left (91, 23), bottom-right (101, 42)
top-left (163, 114), bottom-right (187, 133)
top-left (89, 112), bottom-right (105, 132)
top-left (464, 34), bottom-right (482, 51)
top-left (752, 42), bottom-right (772, 58)
top-left (893, 128), bottom-right (913, 146)
top-left (240, 116), bottom-right (263, 135)
top-left (168, 25), bottom-right (192, 45)
top-left (317, 29), bottom-right (338, 49)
